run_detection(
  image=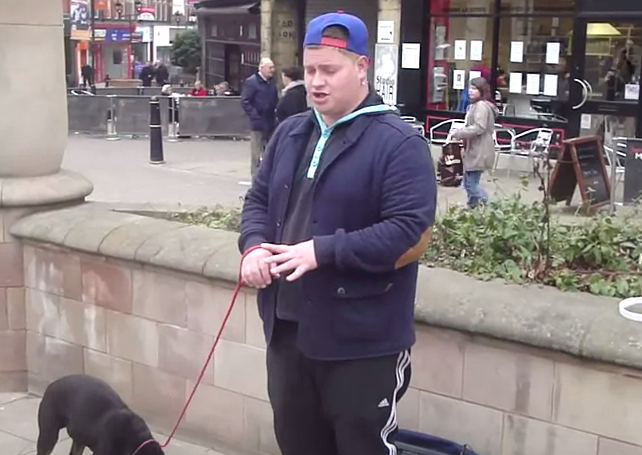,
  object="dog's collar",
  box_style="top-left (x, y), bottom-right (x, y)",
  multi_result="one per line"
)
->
top-left (132, 438), bottom-right (157, 455)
